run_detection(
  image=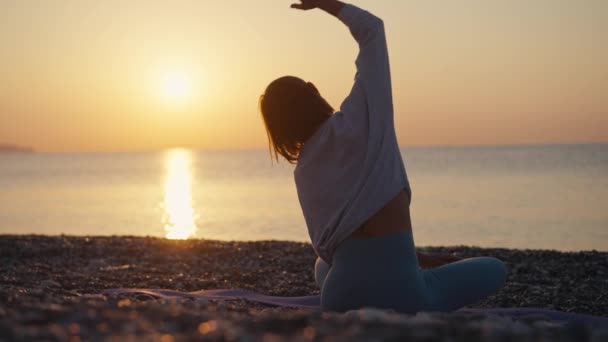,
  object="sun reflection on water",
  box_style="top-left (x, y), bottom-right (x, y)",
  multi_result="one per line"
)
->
top-left (162, 149), bottom-right (198, 239)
